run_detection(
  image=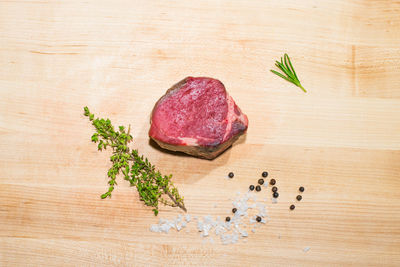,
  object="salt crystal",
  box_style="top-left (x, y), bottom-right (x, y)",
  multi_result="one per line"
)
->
top-left (238, 228), bottom-right (248, 237)
top-left (303, 247), bottom-right (311, 252)
top-left (215, 227), bottom-right (226, 236)
top-left (197, 215), bottom-right (218, 237)
top-left (203, 227), bottom-right (211, 237)
top-left (256, 203), bottom-right (267, 217)
top-left (221, 233), bottom-right (239, 245)
top-left (232, 233), bottom-right (239, 243)
top-left (159, 223), bottom-right (172, 233)
top-left (203, 215), bottom-right (214, 225)
top-left (197, 221), bottom-right (204, 232)
top-left (150, 225), bottom-right (160, 232)
top-left (215, 222), bottom-right (227, 235)
top-left (185, 214), bottom-right (191, 222)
